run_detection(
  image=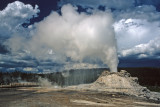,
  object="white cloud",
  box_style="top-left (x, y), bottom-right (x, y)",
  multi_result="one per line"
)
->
top-left (120, 37), bottom-right (160, 58)
top-left (0, 1), bottom-right (39, 38)
top-left (23, 67), bottom-right (38, 72)
top-left (114, 18), bottom-right (160, 50)
top-left (93, 3), bottom-right (158, 60)
top-left (113, 4), bottom-right (160, 59)
top-left (138, 54), bottom-right (148, 58)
